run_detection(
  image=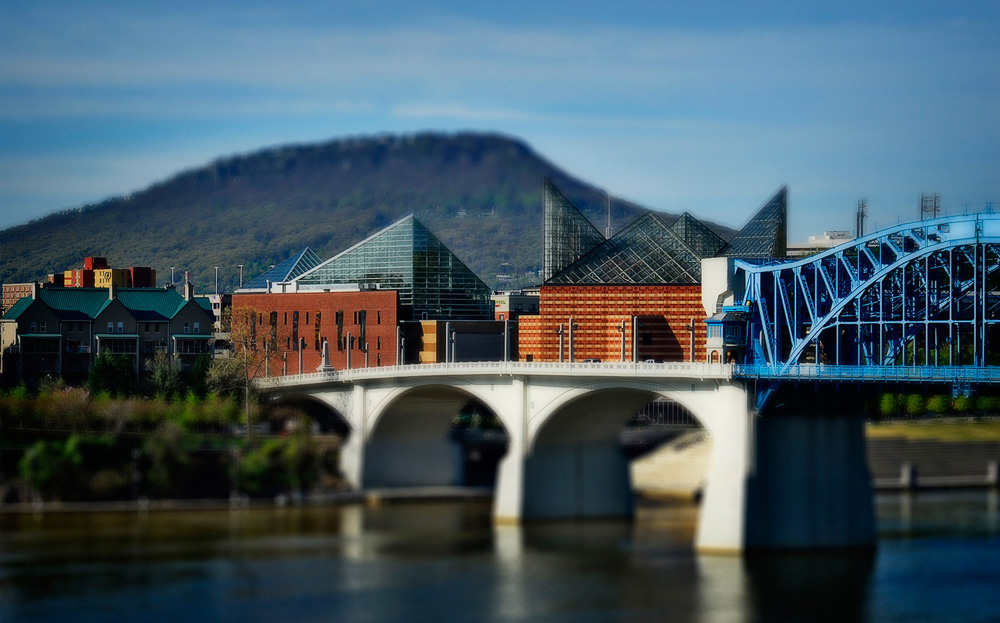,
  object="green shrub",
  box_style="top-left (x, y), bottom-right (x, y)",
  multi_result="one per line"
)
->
top-left (239, 432), bottom-right (318, 495)
top-left (18, 436), bottom-right (83, 500)
top-left (878, 393), bottom-right (898, 418)
top-left (904, 394), bottom-right (926, 418)
top-left (927, 395), bottom-right (950, 415)
top-left (954, 395), bottom-right (973, 413)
